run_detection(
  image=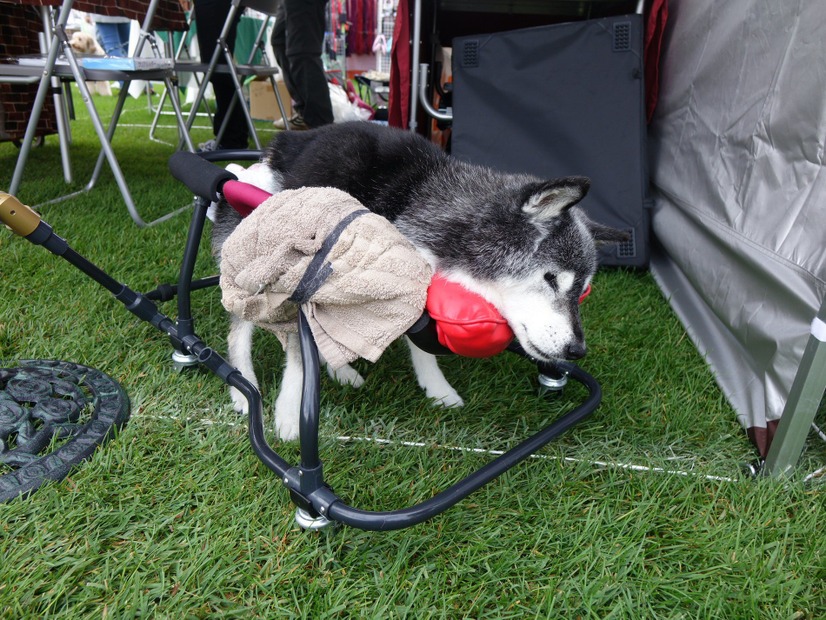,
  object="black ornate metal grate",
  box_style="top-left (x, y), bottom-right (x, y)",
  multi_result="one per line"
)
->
top-left (0, 360), bottom-right (130, 502)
